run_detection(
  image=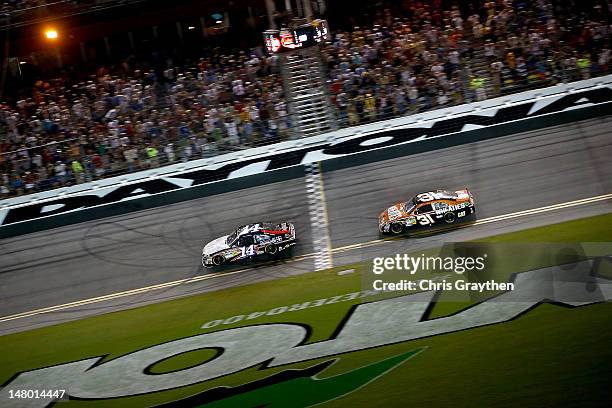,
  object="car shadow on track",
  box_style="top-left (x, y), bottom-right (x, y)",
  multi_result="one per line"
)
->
top-left (380, 214), bottom-right (478, 241)
top-left (201, 250), bottom-right (303, 274)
